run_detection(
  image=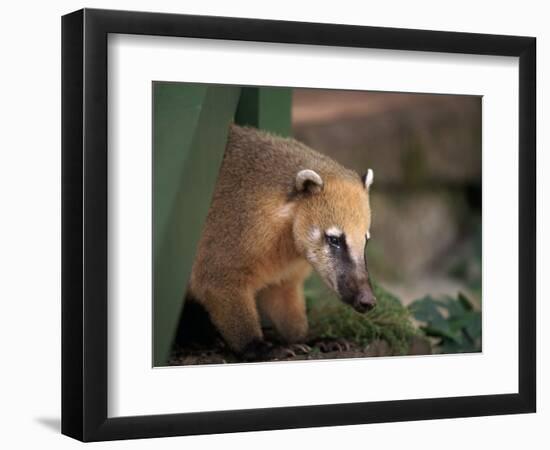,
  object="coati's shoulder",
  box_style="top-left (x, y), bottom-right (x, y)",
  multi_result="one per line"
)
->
top-left (221, 124), bottom-right (360, 195)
